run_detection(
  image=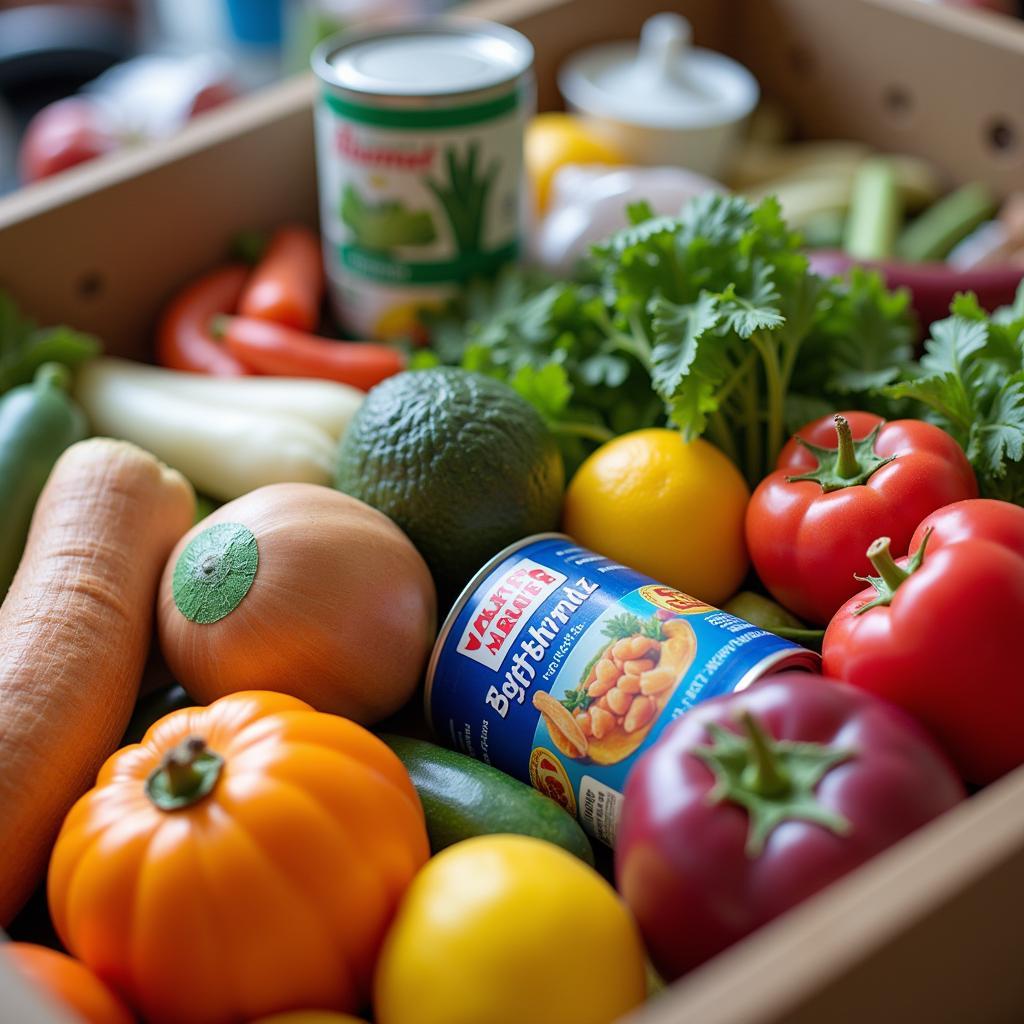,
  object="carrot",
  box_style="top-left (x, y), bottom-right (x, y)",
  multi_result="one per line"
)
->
top-left (218, 315), bottom-right (406, 391)
top-left (238, 224), bottom-right (324, 331)
top-left (156, 265), bottom-right (250, 375)
top-left (0, 439), bottom-right (194, 924)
